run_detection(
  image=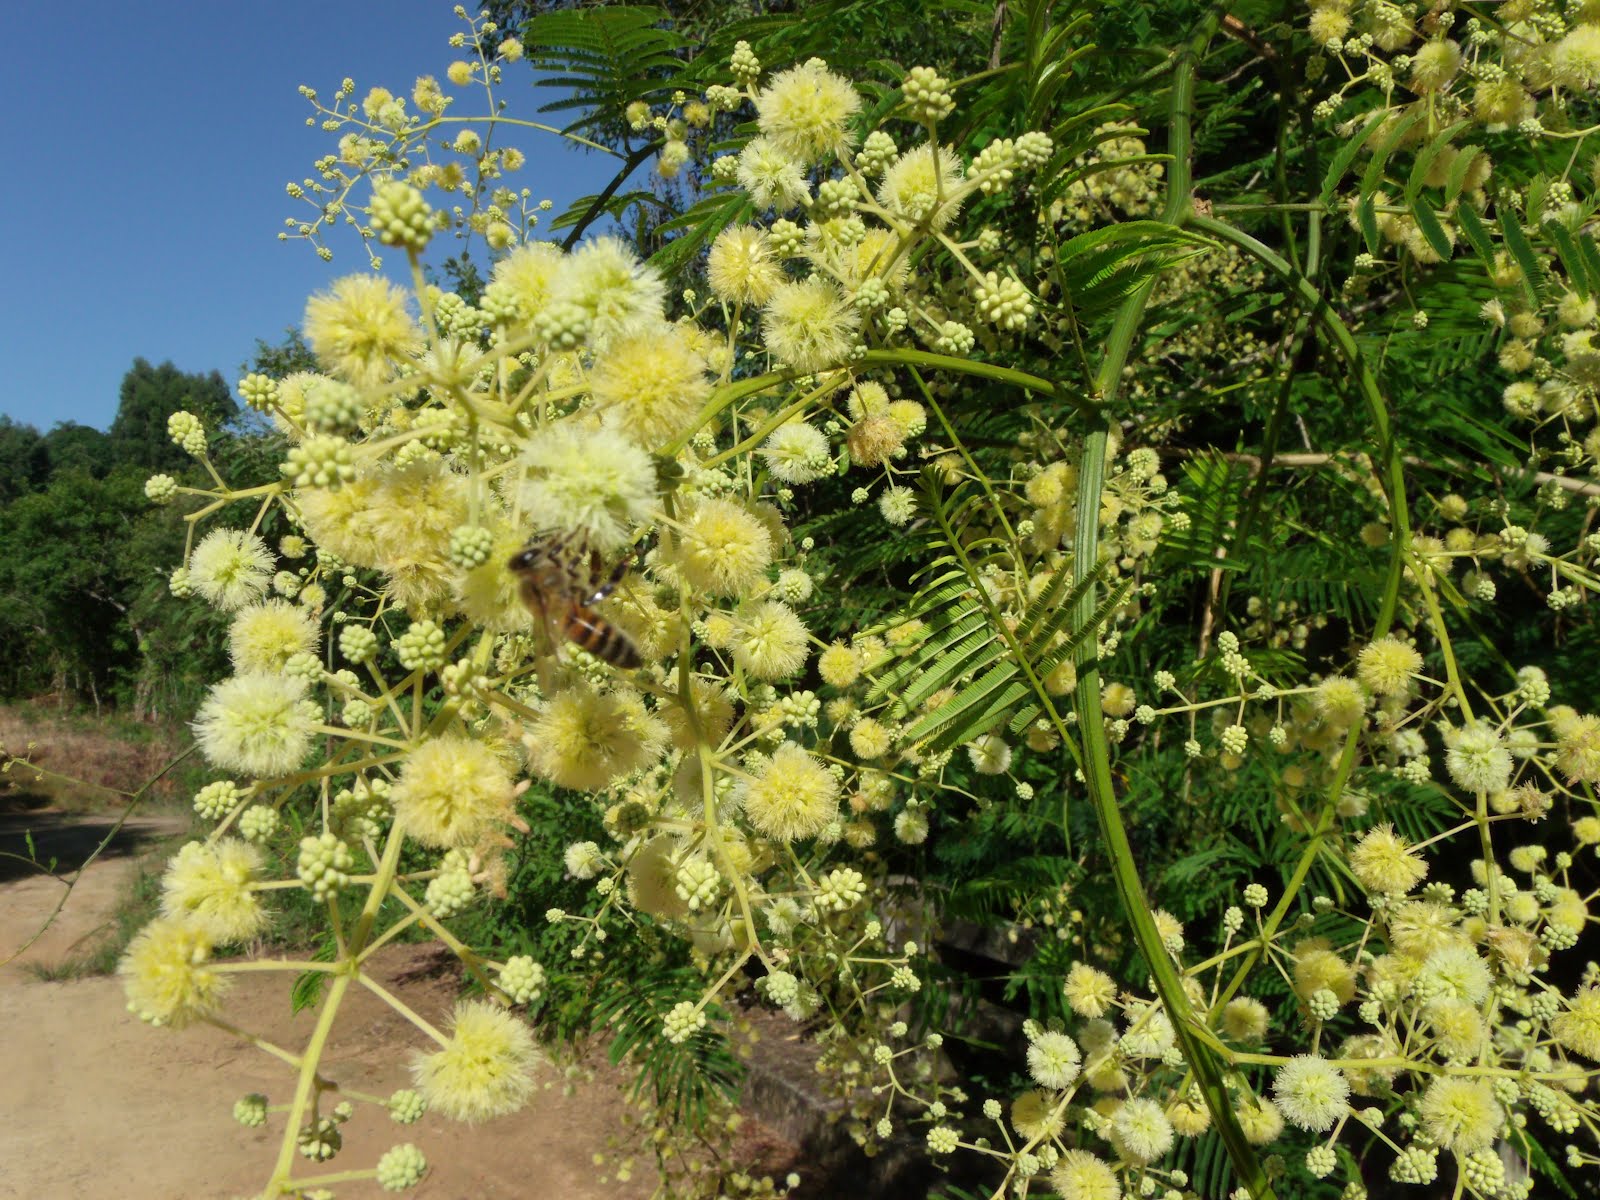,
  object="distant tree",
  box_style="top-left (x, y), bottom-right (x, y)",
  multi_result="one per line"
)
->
top-left (243, 328), bottom-right (319, 381)
top-left (108, 358), bottom-right (239, 471)
top-left (0, 416), bottom-right (49, 500)
top-left (42, 421), bottom-right (115, 479)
